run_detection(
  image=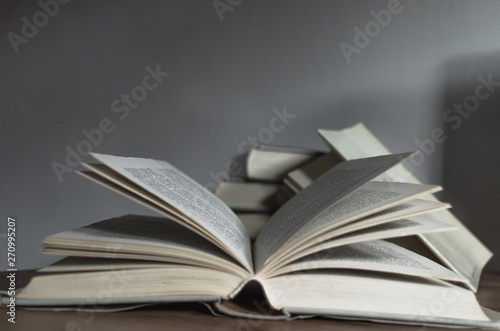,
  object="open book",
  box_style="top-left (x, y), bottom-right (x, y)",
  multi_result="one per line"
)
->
top-left (7, 152), bottom-right (500, 329)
